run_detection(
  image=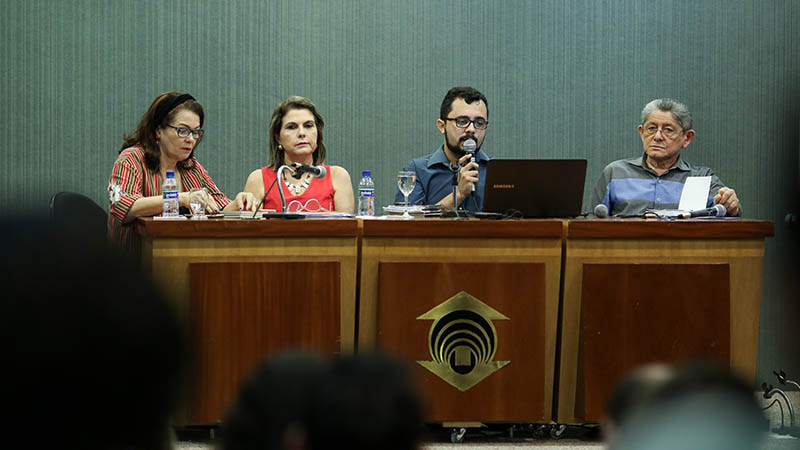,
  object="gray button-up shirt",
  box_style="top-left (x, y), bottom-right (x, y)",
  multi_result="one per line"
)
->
top-left (588, 154), bottom-right (736, 217)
